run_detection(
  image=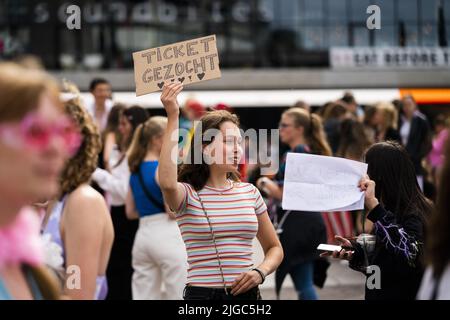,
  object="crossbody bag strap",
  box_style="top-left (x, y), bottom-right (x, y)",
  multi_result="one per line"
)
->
top-left (197, 194), bottom-right (229, 295)
top-left (137, 167), bottom-right (165, 212)
top-left (275, 210), bottom-right (291, 234)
